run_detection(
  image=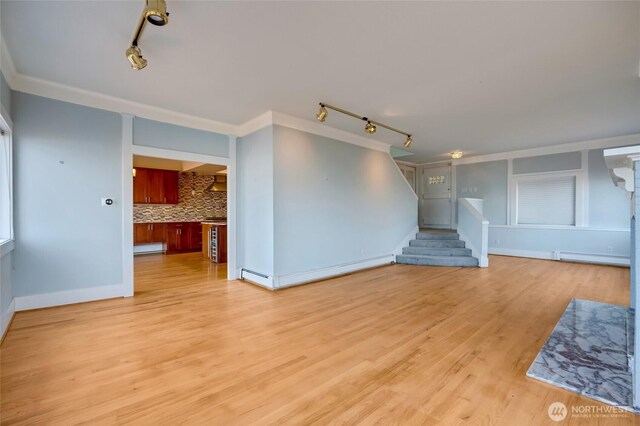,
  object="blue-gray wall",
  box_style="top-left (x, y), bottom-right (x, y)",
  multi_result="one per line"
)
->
top-left (456, 160), bottom-right (508, 225)
top-left (589, 148), bottom-right (630, 229)
top-left (456, 150), bottom-right (631, 258)
top-left (12, 92), bottom-right (123, 296)
top-left (0, 72), bottom-right (11, 117)
top-left (237, 125), bottom-right (274, 277)
top-left (273, 125), bottom-right (417, 276)
top-left (133, 117), bottom-right (229, 158)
